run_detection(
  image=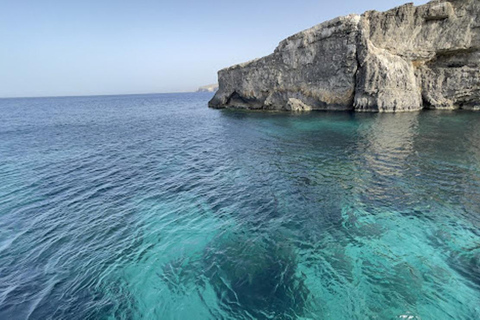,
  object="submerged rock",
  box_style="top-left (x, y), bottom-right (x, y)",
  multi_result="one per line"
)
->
top-left (209, 0), bottom-right (480, 112)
